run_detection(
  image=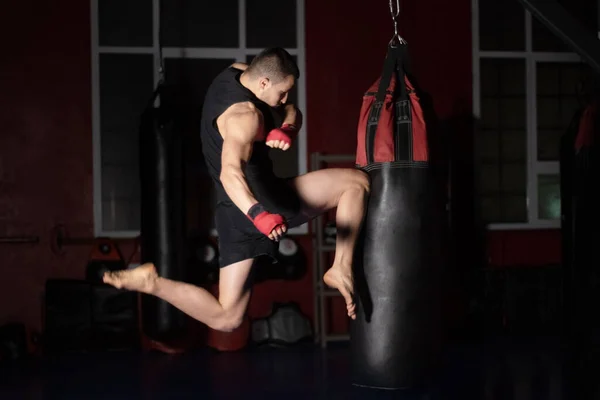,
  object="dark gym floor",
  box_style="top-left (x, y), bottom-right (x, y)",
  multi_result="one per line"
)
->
top-left (1, 334), bottom-right (589, 400)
